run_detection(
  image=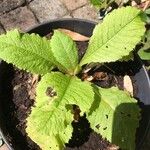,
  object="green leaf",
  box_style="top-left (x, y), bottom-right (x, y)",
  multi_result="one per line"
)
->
top-left (50, 30), bottom-right (79, 75)
top-left (0, 29), bottom-right (55, 74)
top-left (145, 8), bottom-right (150, 15)
top-left (140, 11), bottom-right (150, 24)
top-left (90, 0), bottom-right (103, 7)
top-left (87, 86), bottom-right (140, 150)
top-left (26, 72), bottom-right (94, 150)
top-left (138, 49), bottom-right (150, 60)
top-left (138, 30), bottom-right (150, 60)
top-left (90, 0), bottom-right (115, 8)
top-left (80, 6), bottom-right (145, 66)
